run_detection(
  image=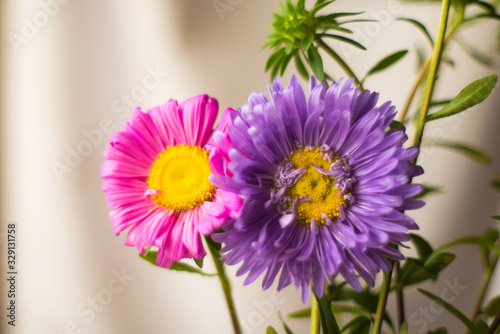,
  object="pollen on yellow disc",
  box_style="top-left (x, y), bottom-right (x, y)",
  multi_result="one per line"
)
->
top-left (285, 147), bottom-right (346, 226)
top-left (147, 145), bottom-right (215, 212)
